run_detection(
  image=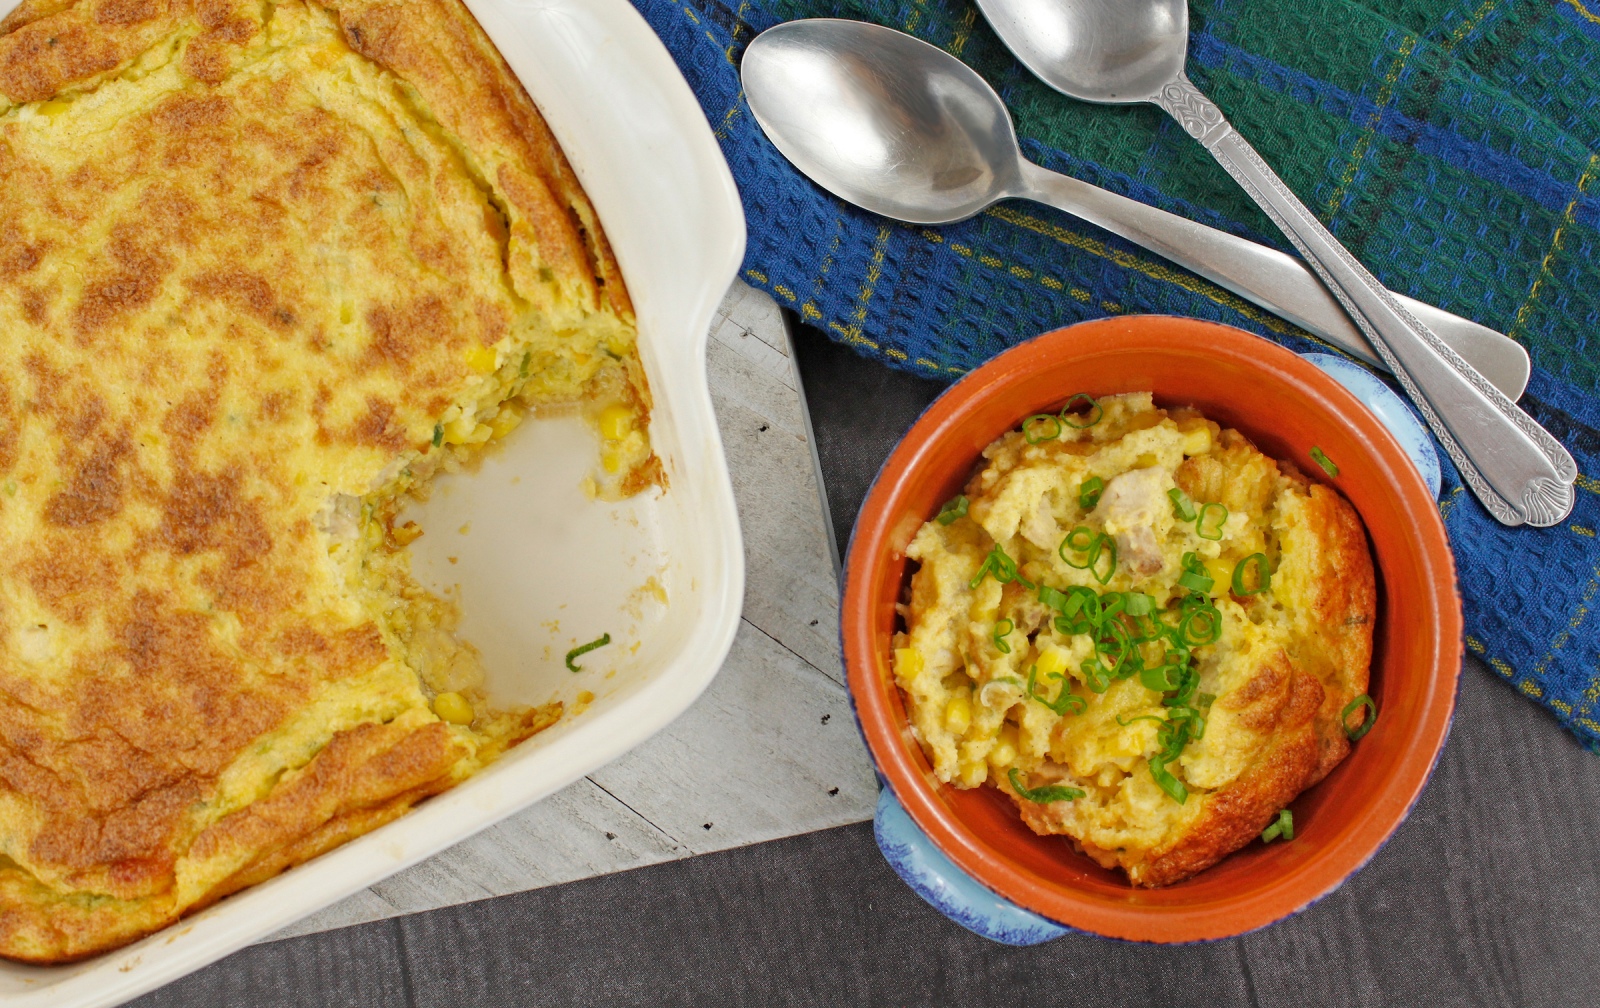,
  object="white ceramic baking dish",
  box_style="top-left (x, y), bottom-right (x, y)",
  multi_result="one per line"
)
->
top-left (0, 0), bottom-right (746, 1001)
